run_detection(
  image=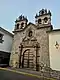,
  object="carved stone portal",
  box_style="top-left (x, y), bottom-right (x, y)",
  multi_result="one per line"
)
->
top-left (19, 36), bottom-right (40, 71)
